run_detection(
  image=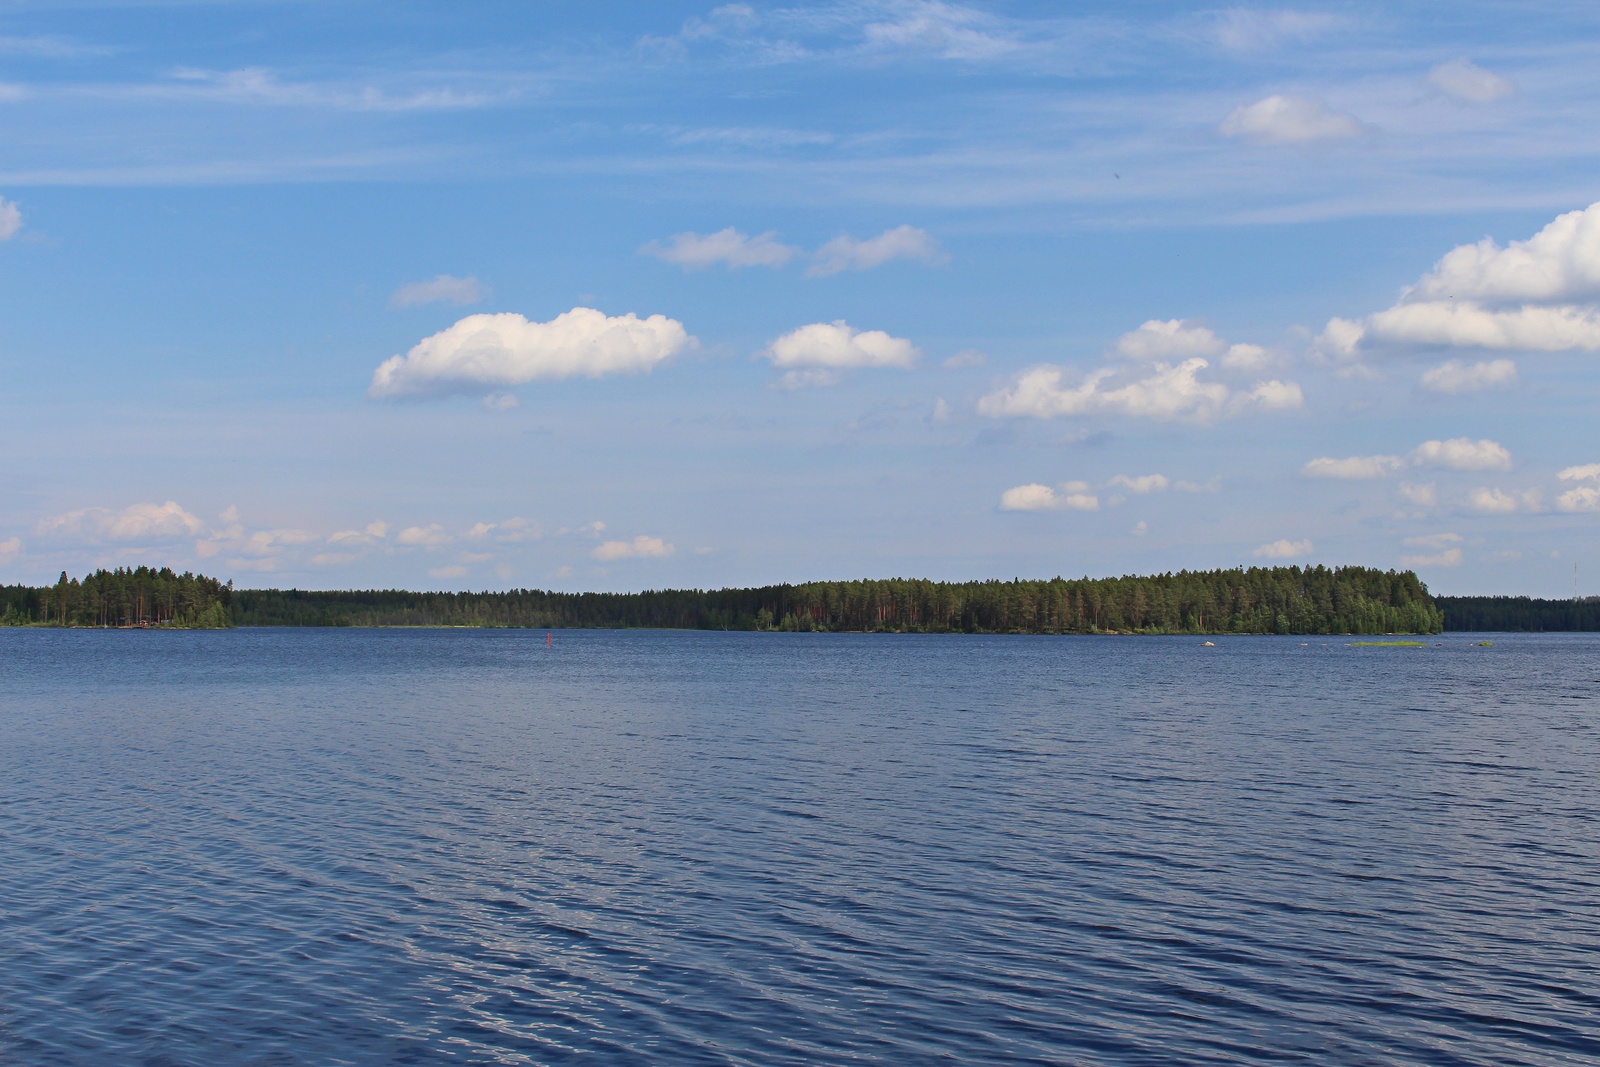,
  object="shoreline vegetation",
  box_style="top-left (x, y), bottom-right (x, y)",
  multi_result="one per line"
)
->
top-left (5, 565), bottom-right (1449, 635)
